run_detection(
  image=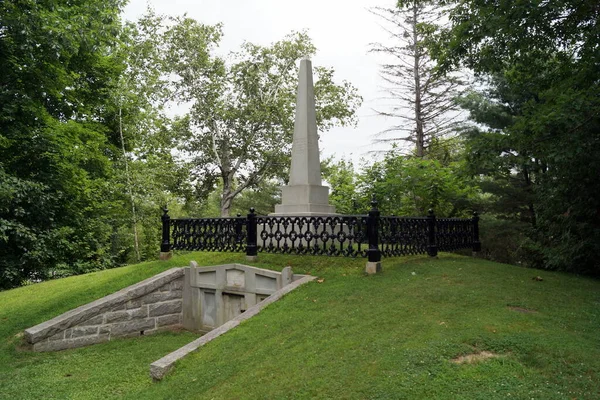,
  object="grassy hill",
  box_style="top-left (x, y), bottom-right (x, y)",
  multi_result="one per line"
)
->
top-left (0, 253), bottom-right (598, 399)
